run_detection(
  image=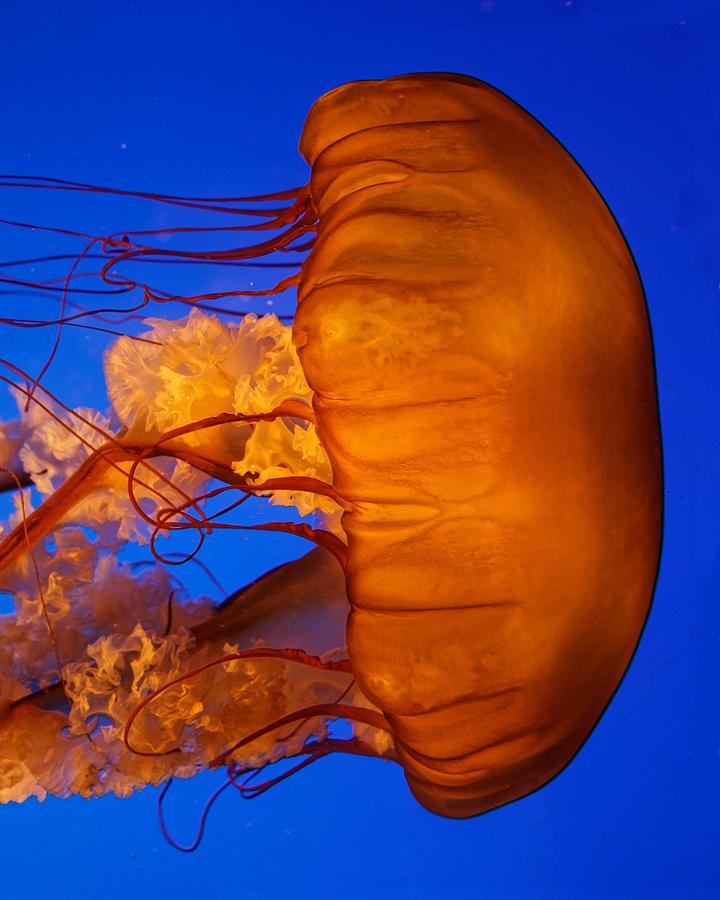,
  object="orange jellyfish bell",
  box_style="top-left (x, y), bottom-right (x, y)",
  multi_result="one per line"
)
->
top-left (294, 72), bottom-right (662, 816)
top-left (0, 72), bottom-right (661, 825)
